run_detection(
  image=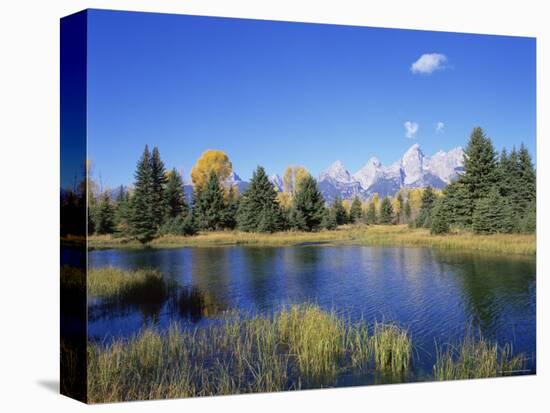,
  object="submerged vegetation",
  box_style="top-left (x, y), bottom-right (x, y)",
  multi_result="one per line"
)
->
top-left (88, 224), bottom-right (535, 256)
top-left (88, 304), bottom-right (411, 403)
